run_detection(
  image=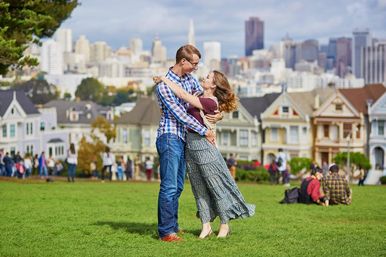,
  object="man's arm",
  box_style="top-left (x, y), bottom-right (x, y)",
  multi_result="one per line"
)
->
top-left (156, 82), bottom-right (207, 136)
